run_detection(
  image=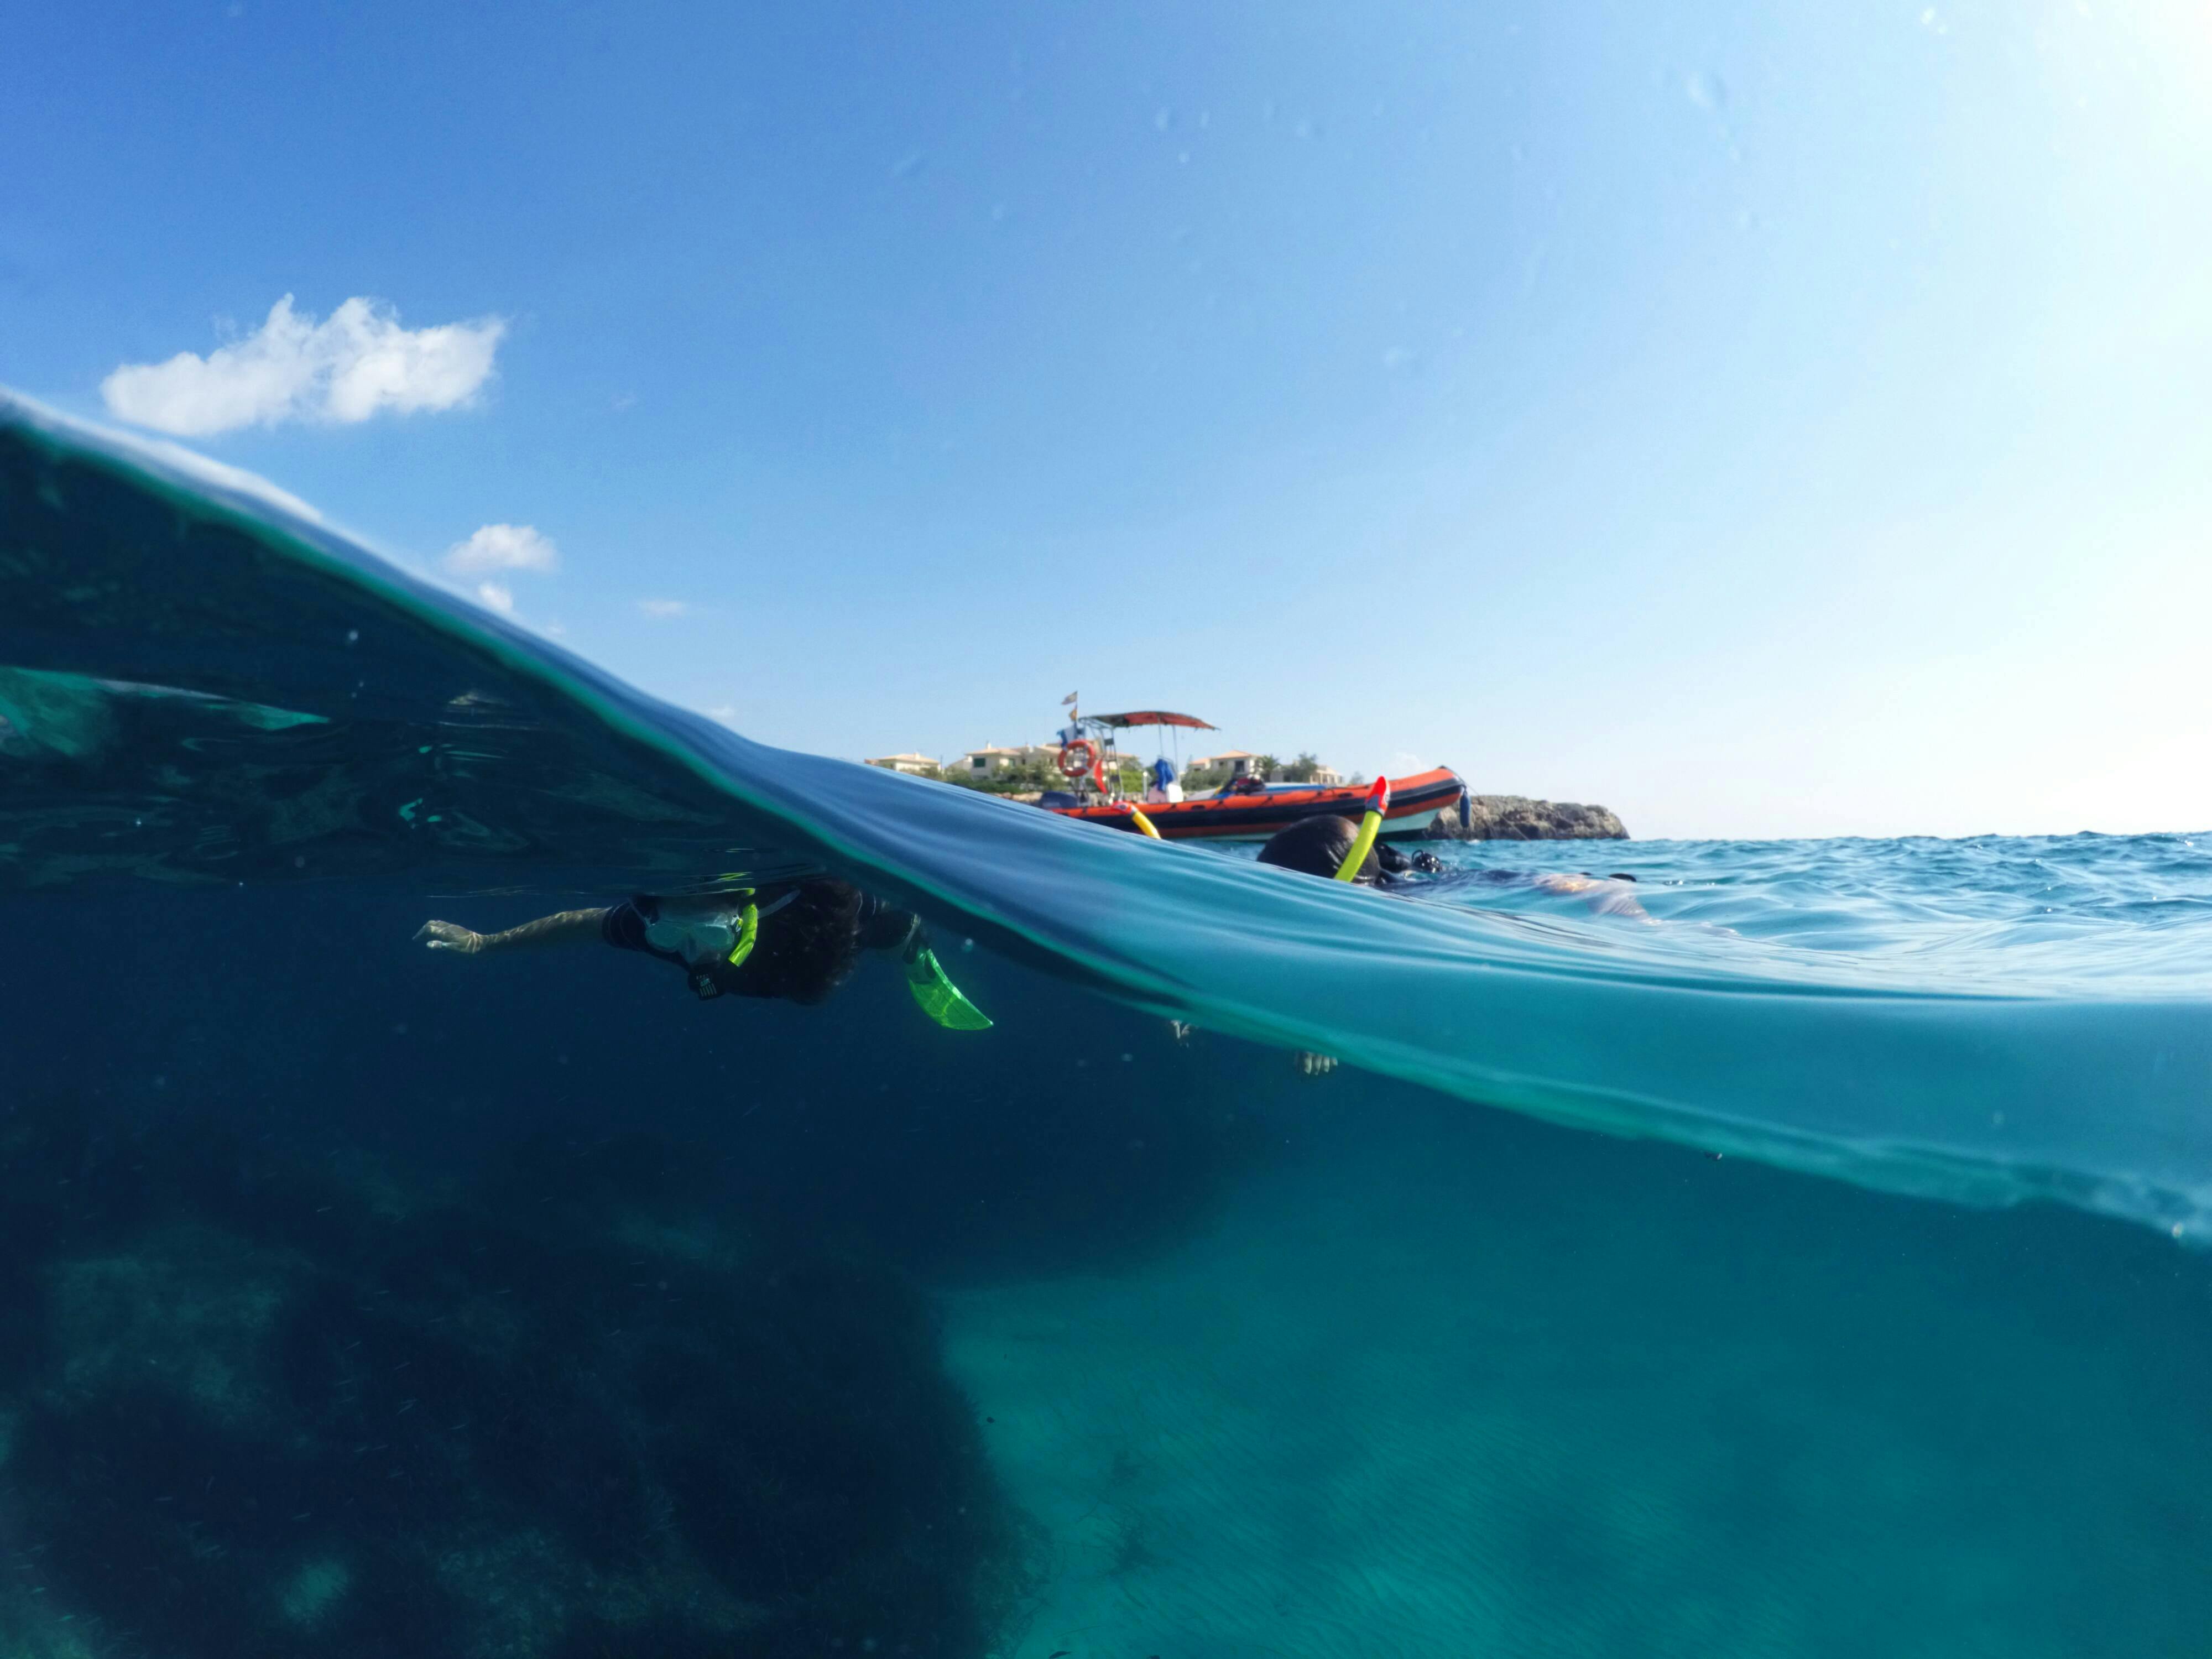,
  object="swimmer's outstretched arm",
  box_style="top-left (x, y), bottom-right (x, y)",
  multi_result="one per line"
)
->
top-left (415, 909), bottom-right (611, 957)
